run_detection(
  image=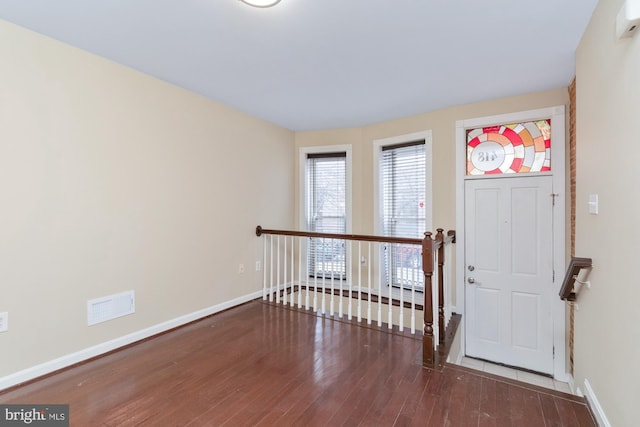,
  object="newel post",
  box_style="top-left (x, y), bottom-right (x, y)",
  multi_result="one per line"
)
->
top-left (436, 228), bottom-right (445, 344)
top-left (422, 231), bottom-right (435, 366)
